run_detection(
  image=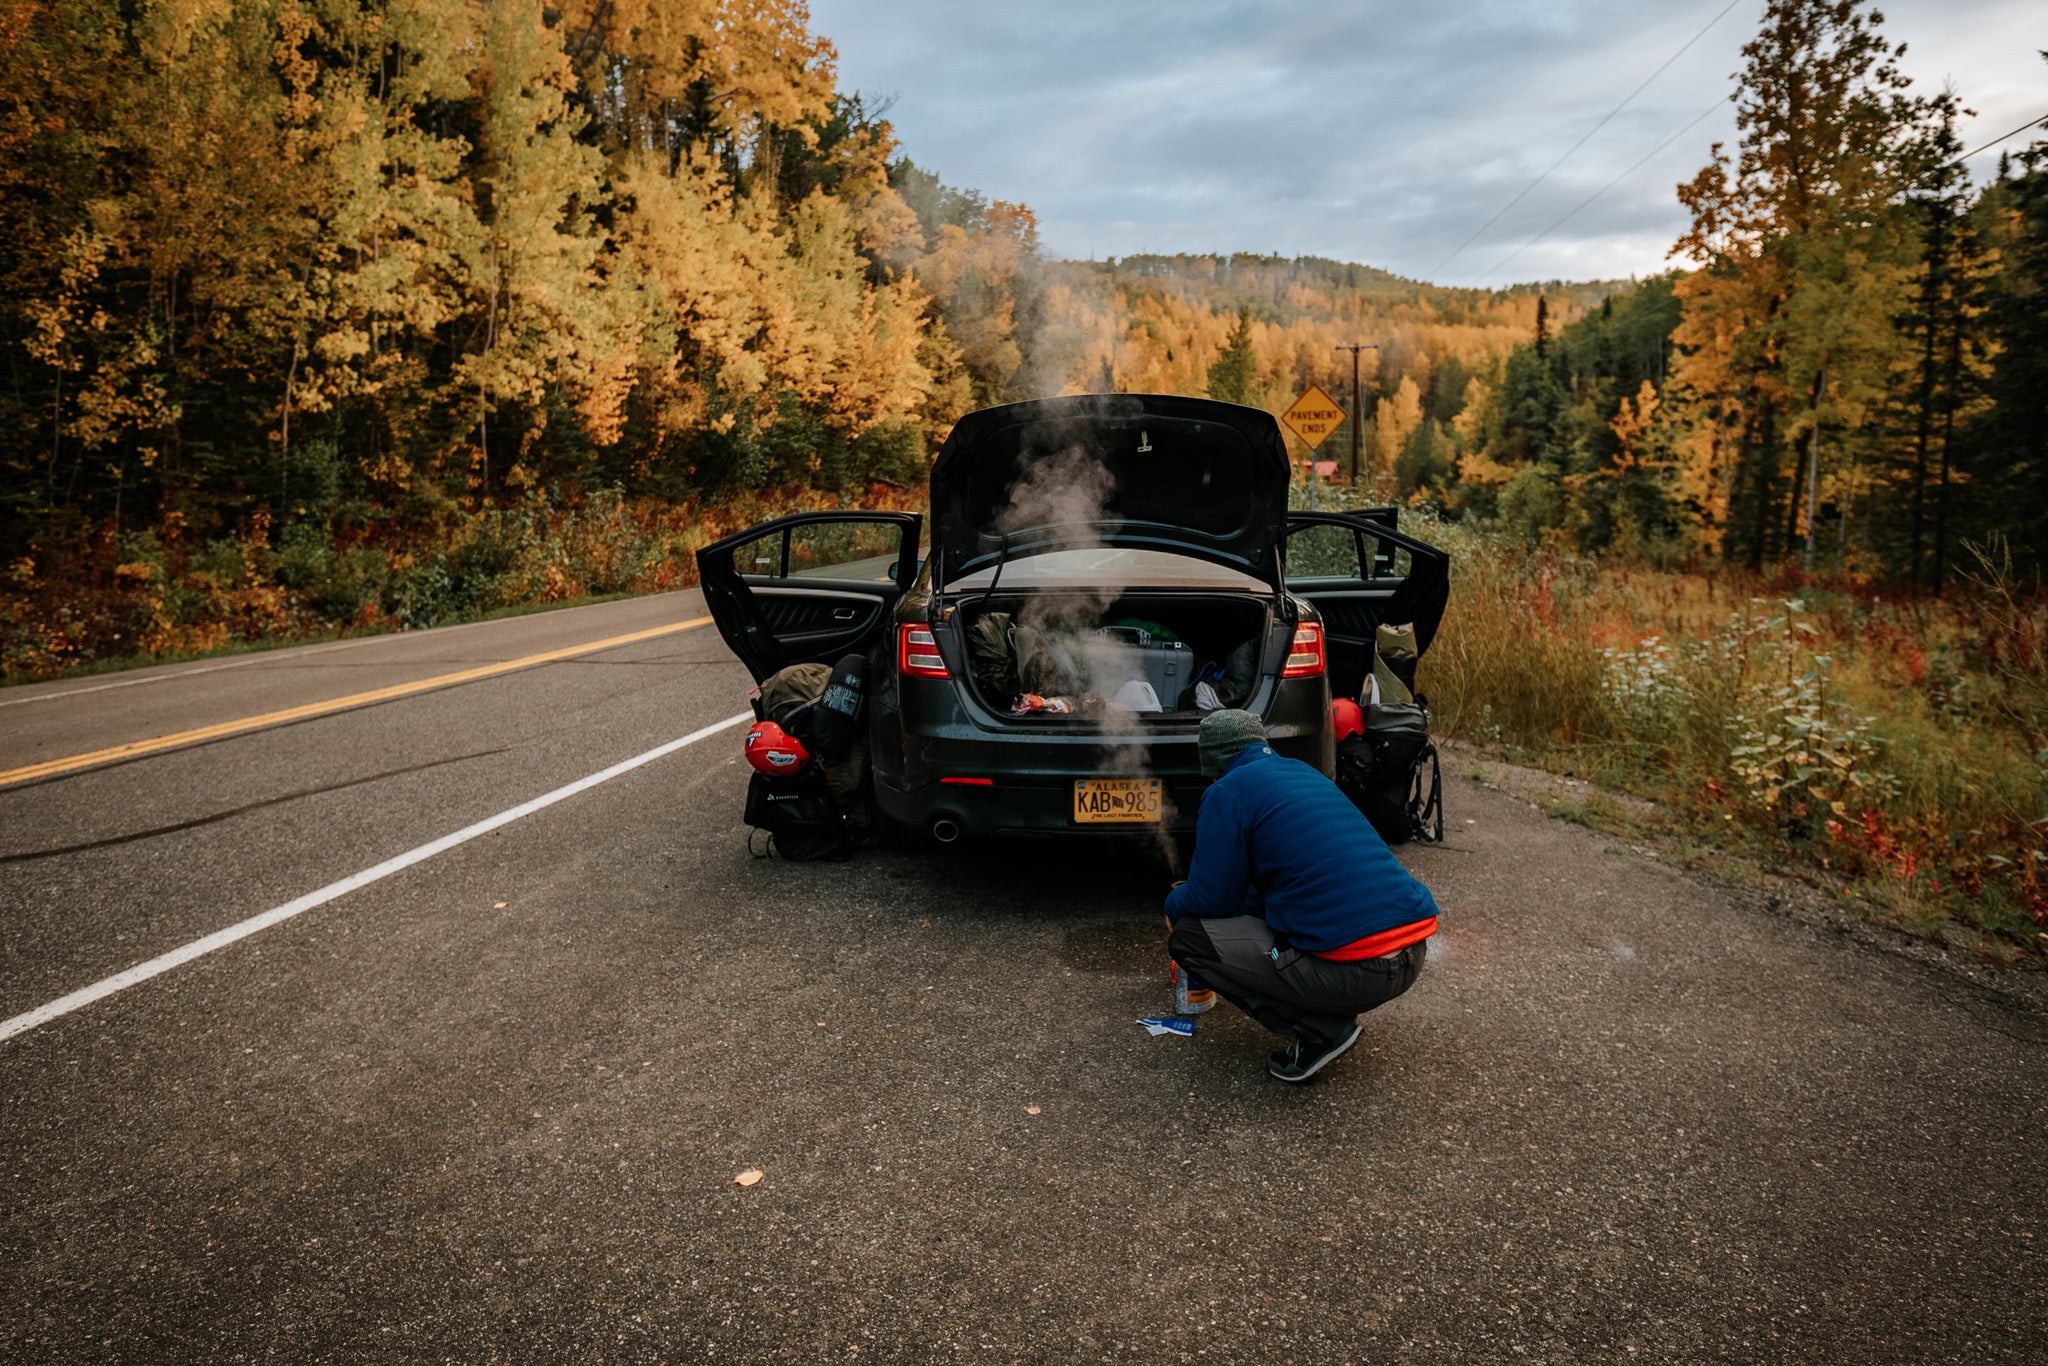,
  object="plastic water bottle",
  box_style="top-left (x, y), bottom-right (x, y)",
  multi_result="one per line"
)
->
top-left (1171, 960), bottom-right (1215, 1015)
